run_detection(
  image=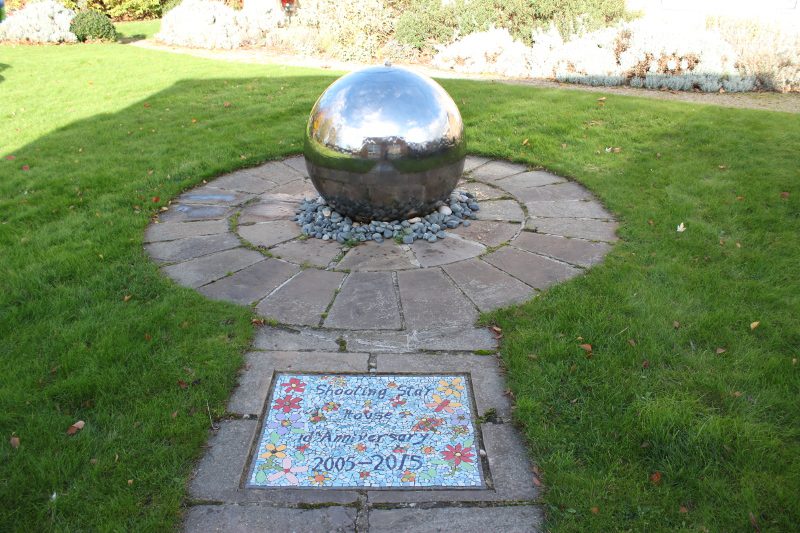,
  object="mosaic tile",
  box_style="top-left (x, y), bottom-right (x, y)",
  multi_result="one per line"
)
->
top-left (248, 373), bottom-right (484, 489)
